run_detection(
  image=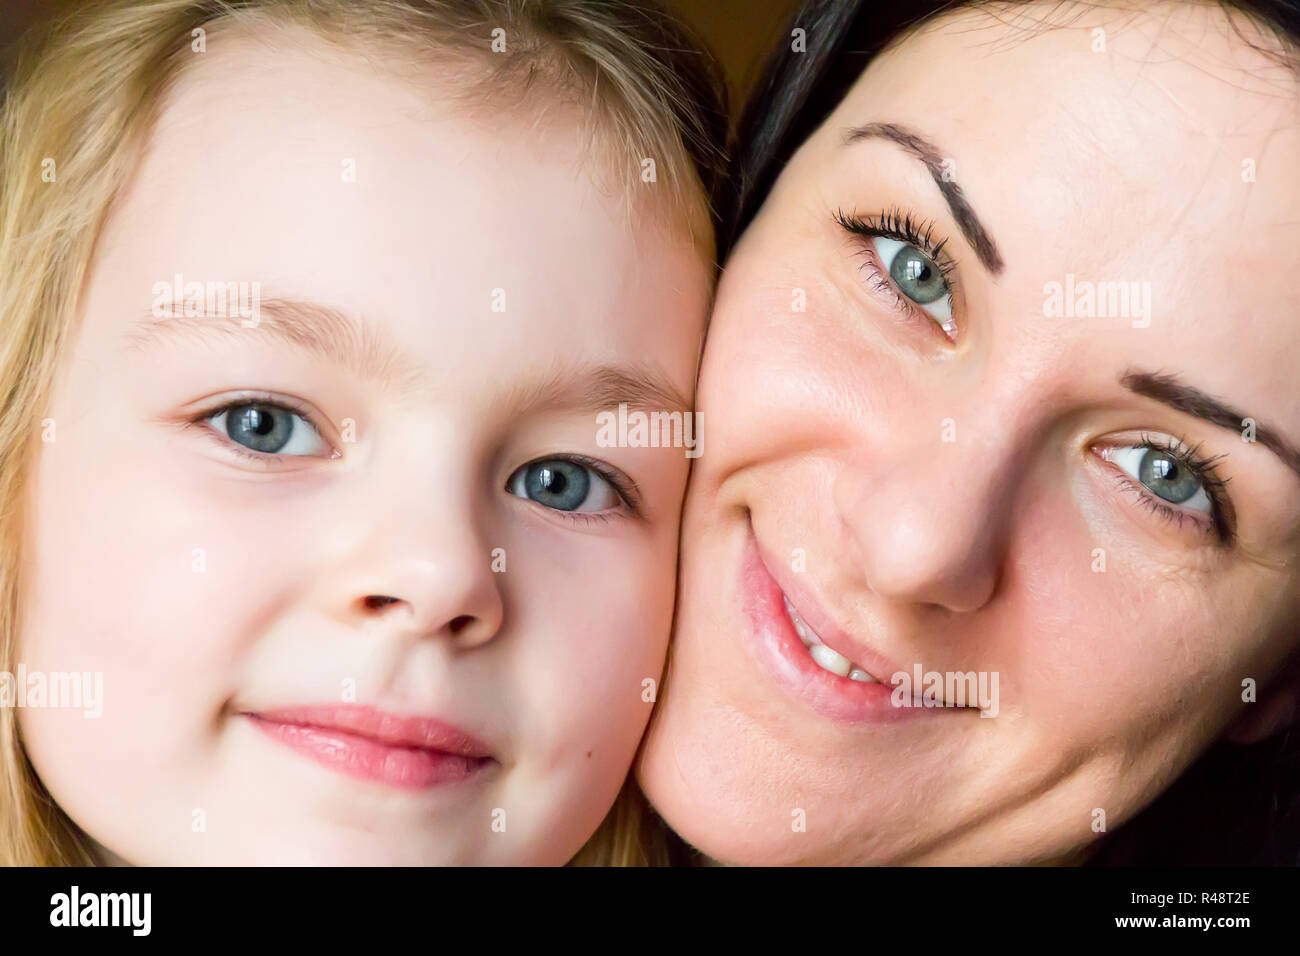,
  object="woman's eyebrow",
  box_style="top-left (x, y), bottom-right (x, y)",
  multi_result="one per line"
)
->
top-left (843, 122), bottom-right (1004, 275)
top-left (1122, 368), bottom-right (1300, 478)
